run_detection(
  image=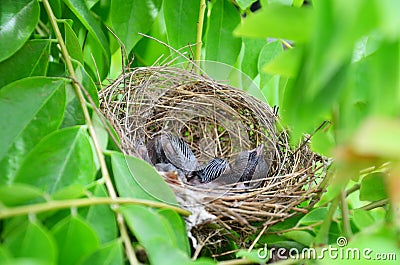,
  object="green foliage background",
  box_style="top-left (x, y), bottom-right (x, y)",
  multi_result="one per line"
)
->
top-left (0, 0), bottom-right (399, 264)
